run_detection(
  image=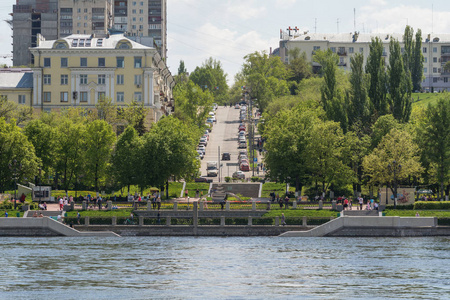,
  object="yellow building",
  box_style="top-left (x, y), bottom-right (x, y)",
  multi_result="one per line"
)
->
top-left (29, 33), bottom-right (174, 121)
top-left (0, 68), bottom-right (34, 107)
